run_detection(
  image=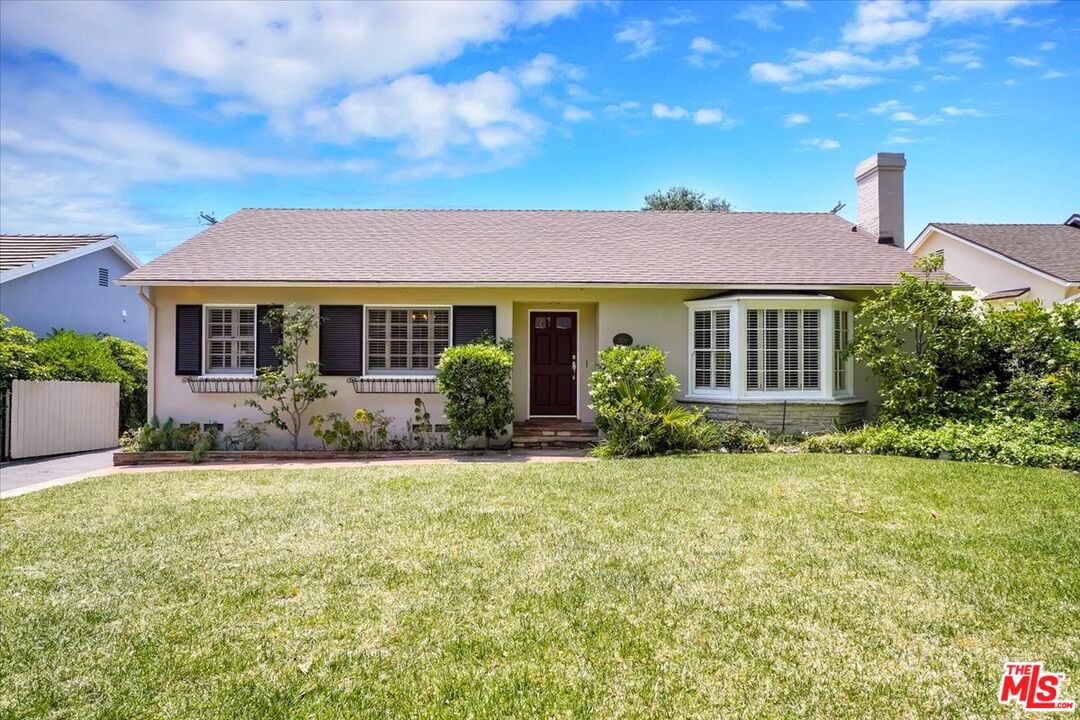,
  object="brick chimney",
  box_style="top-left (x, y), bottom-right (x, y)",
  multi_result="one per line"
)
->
top-left (855, 152), bottom-right (906, 247)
